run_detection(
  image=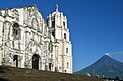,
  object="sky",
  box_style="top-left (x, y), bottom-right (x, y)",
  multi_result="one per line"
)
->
top-left (0, 0), bottom-right (123, 72)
